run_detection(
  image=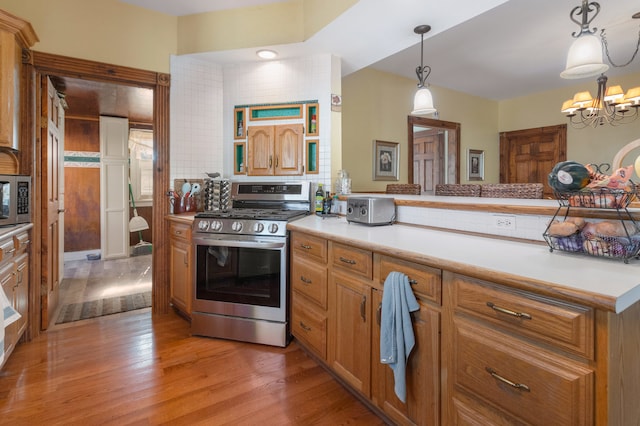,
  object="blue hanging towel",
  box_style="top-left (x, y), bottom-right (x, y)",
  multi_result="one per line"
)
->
top-left (379, 271), bottom-right (420, 403)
